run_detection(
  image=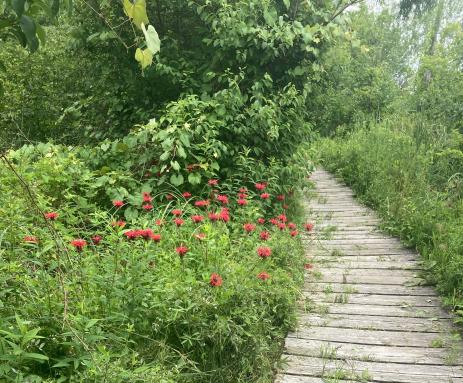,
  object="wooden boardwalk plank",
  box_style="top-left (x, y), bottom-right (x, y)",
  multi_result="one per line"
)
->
top-left (276, 169), bottom-right (462, 383)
